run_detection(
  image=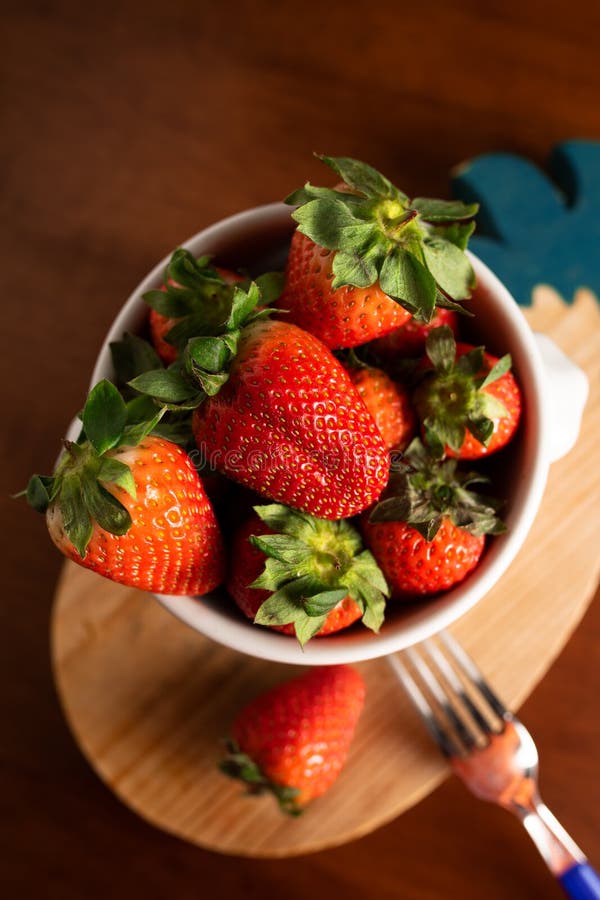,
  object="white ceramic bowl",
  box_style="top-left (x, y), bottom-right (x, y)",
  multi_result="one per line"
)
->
top-left (89, 203), bottom-right (587, 665)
